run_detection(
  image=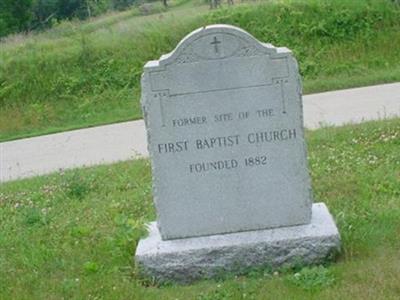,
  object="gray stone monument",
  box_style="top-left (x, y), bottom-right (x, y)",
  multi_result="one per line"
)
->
top-left (135, 24), bottom-right (340, 283)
